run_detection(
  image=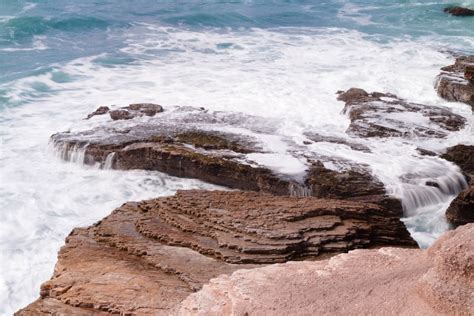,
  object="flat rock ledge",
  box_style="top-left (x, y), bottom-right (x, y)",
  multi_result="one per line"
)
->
top-left (436, 55), bottom-right (474, 109)
top-left (16, 190), bottom-right (416, 315)
top-left (52, 106), bottom-right (401, 213)
top-left (337, 88), bottom-right (466, 138)
top-left (176, 224), bottom-right (473, 316)
top-left (442, 145), bottom-right (474, 227)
